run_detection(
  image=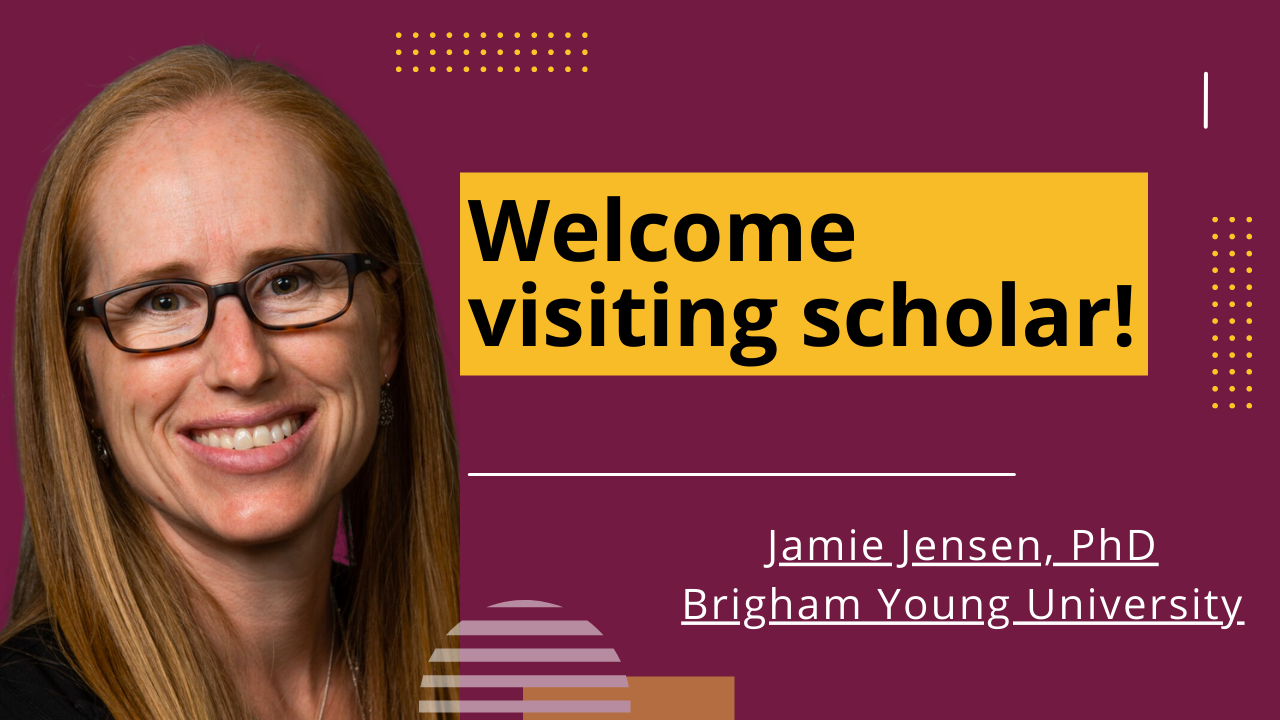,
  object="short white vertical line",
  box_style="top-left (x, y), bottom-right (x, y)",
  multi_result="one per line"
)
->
top-left (1204, 72), bottom-right (1208, 129)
